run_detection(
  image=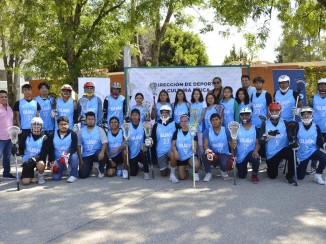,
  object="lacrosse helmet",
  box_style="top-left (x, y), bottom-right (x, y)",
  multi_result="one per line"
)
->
top-left (84, 82), bottom-right (95, 97)
top-left (278, 75), bottom-right (290, 93)
top-left (239, 107), bottom-right (252, 124)
top-left (111, 82), bottom-right (121, 98)
top-left (268, 102), bottom-right (282, 121)
top-left (300, 106), bottom-right (313, 124)
top-left (160, 105), bottom-right (172, 124)
top-left (61, 84), bottom-right (72, 97)
top-left (31, 117), bottom-right (43, 134)
top-left (317, 78), bottom-right (326, 94)
top-left (317, 78), bottom-right (326, 84)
